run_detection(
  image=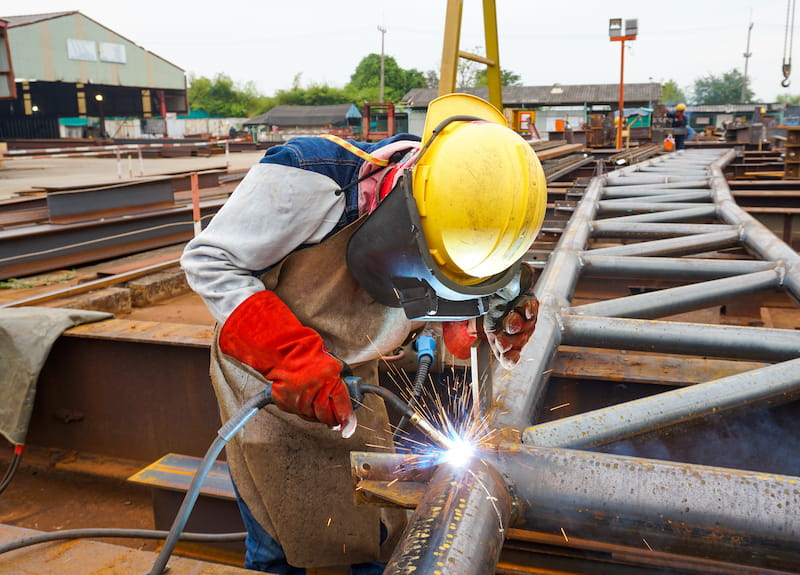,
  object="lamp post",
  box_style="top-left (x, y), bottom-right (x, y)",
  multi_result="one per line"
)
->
top-left (609, 18), bottom-right (638, 149)
top-left (95, 93), bottom-right (106, 138)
